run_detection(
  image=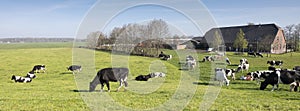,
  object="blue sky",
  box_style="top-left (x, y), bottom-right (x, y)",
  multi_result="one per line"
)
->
top-left (0, 0), bottom-right (299, 38)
